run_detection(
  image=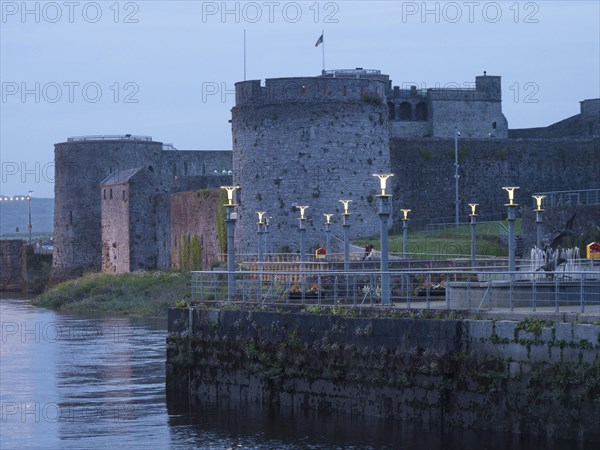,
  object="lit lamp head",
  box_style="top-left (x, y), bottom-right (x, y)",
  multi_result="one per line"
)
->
top-left (469, 203), bottom-right (478, 216)
top-left (339, 200), bottom-right (352, 216)
top-left (401, 209), bottom-right (411, 221)
top-left (502, 186), bottom-right (520, 206)
top-left (221, 185), bottom-right (239, 206)
top-left (324, 213), bottom-right (333, 225)
top-left (298, 205), bottom-right (309, 220)
top-left (27, 190), bottom-right (32, 200)
top-left (373, 174), bottom-right (394, 196)
top-left (256, 211), bottom-right (266, 224)
top-left (533, 195), bottom-right (545, 212)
